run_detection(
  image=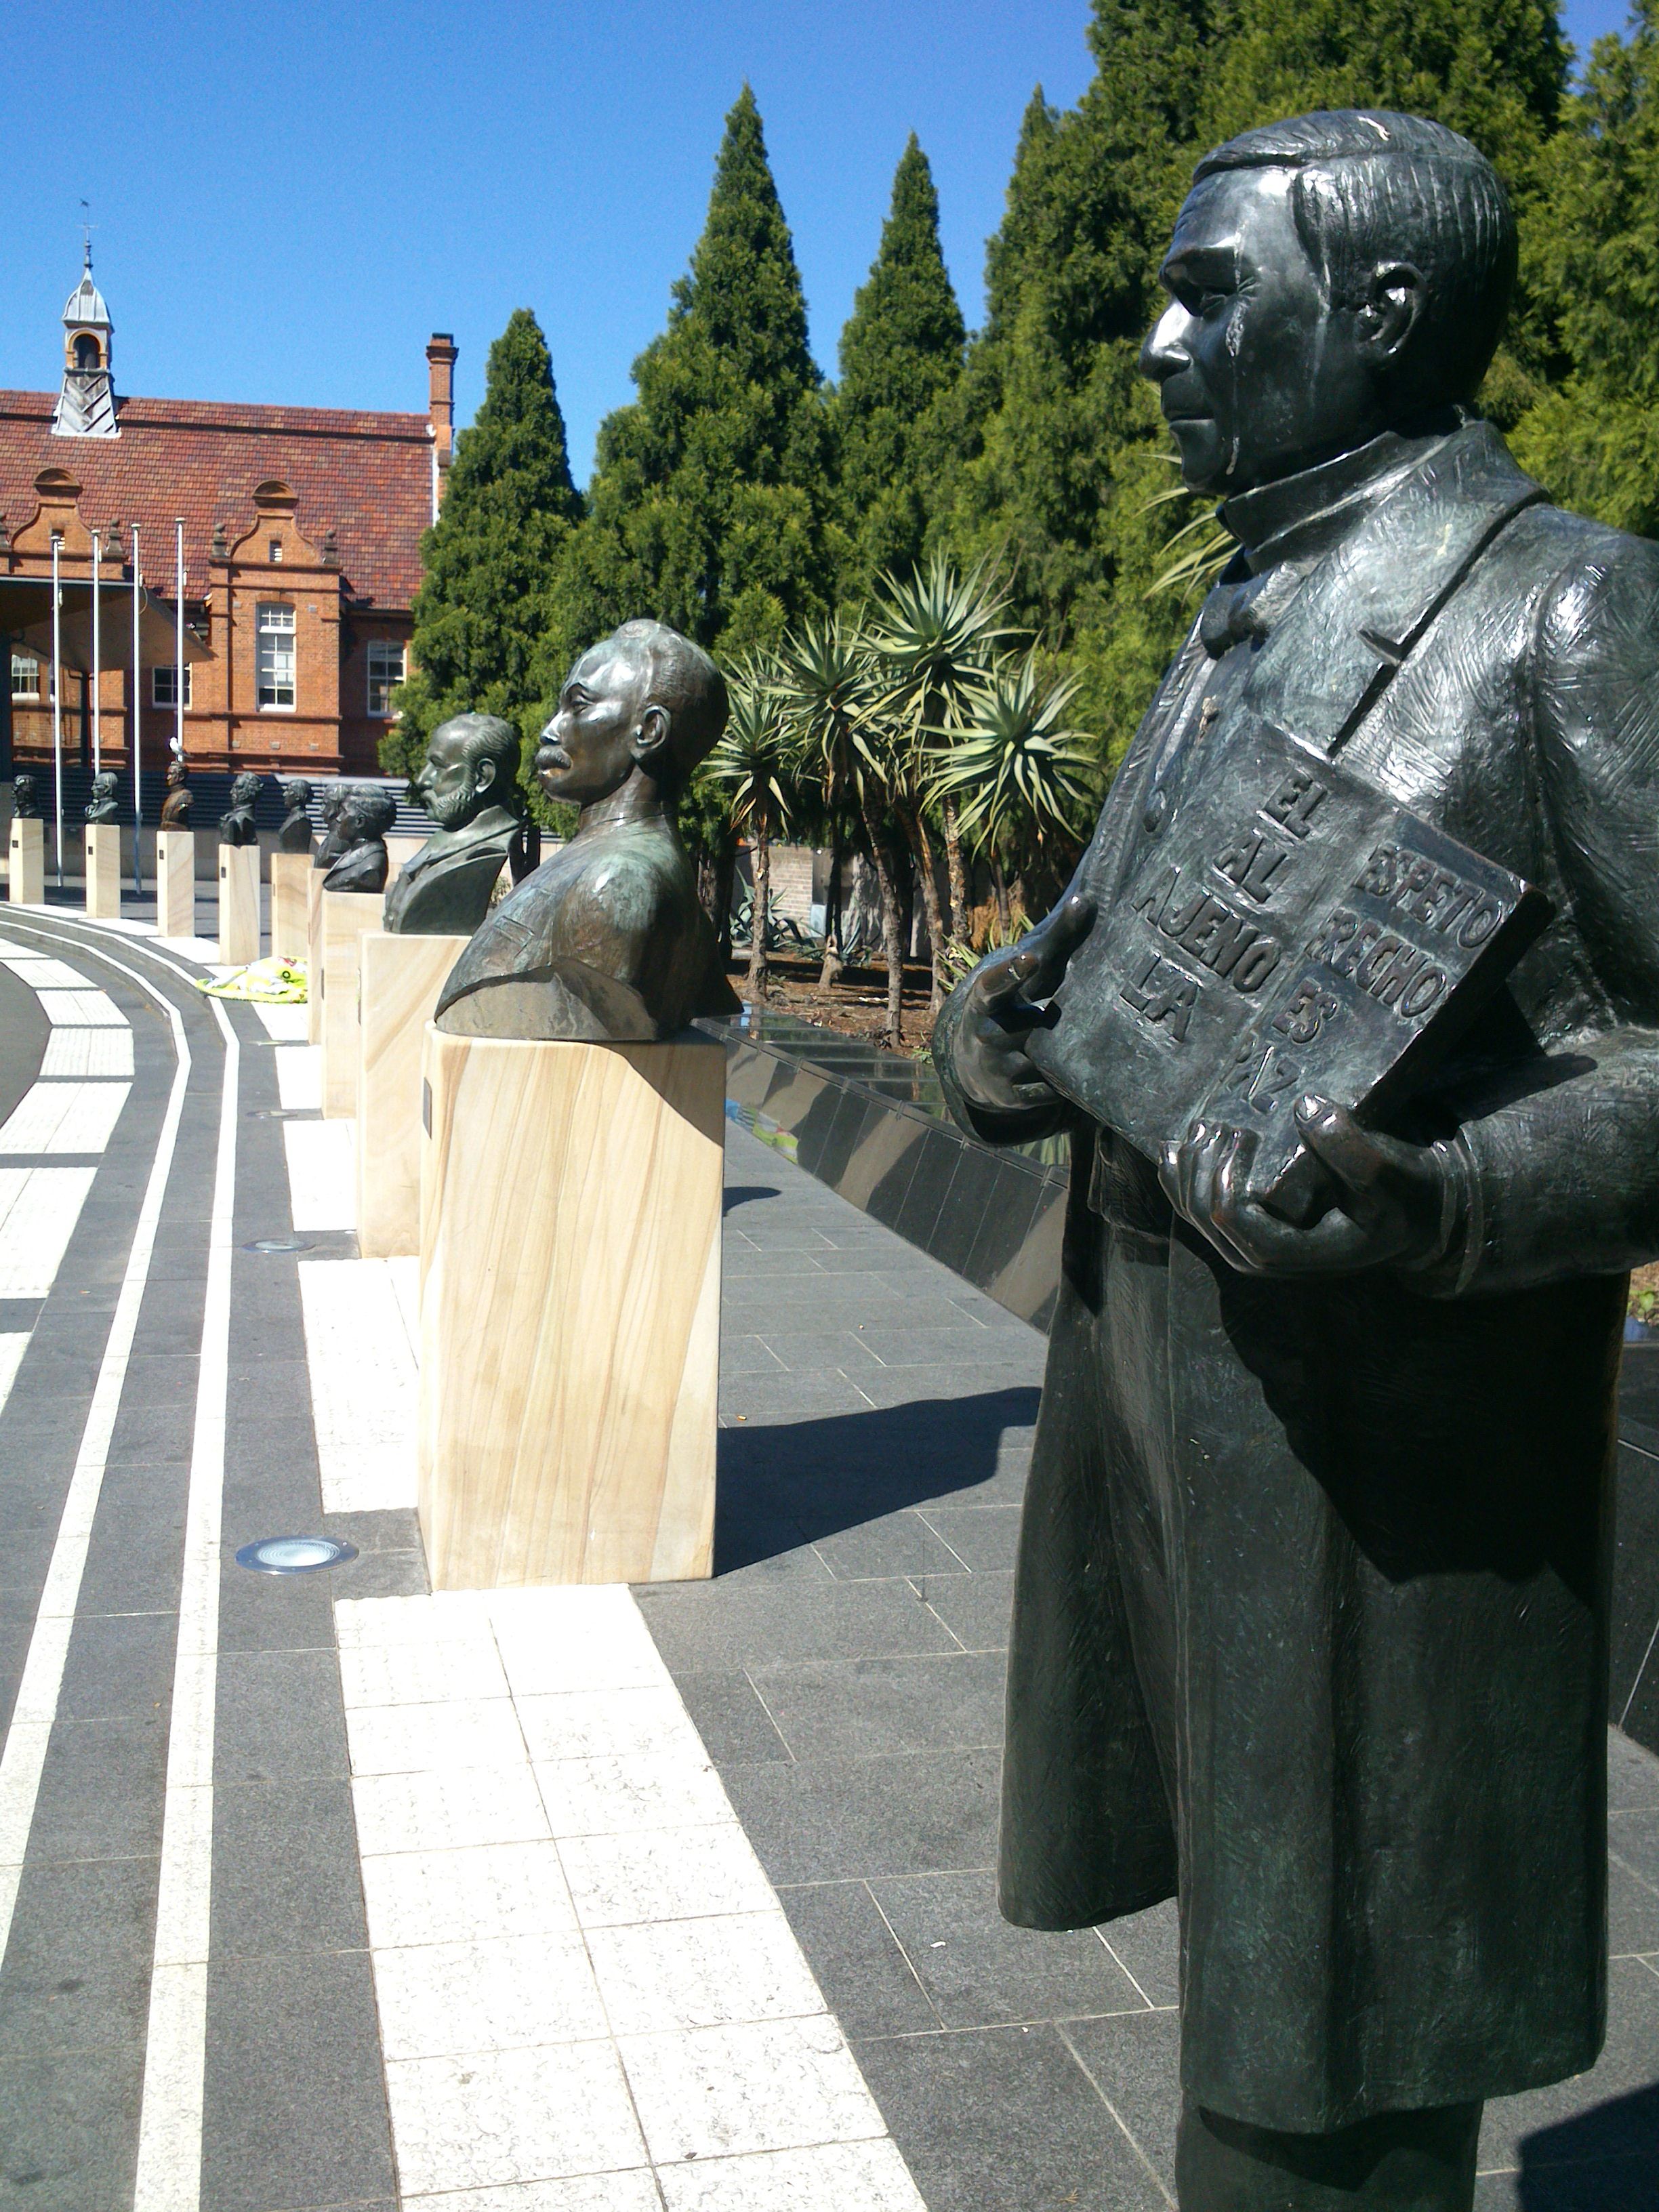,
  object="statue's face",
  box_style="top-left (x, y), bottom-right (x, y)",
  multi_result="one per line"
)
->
top-left (232, 775), bottom-right (260, 805)
top-left (167, 761), bottom-right (186, 787)
top-left (535, 644), bottom-right (660, 807)
top-left (1140, 166), bottom-right (1411, 495)
top-left (416, 728), bottom-right (494, 829)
